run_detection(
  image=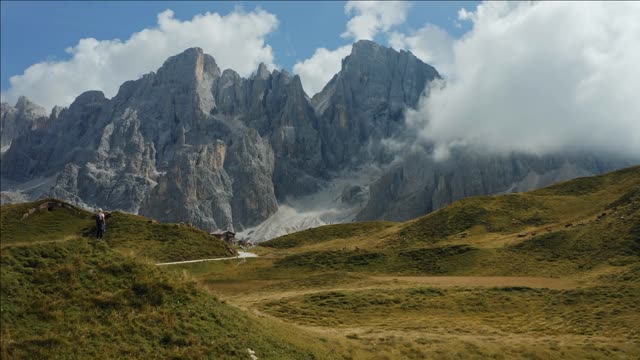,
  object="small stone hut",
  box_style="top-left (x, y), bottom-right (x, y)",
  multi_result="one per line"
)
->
top-left (212, 230), bottom-right (236, 243)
